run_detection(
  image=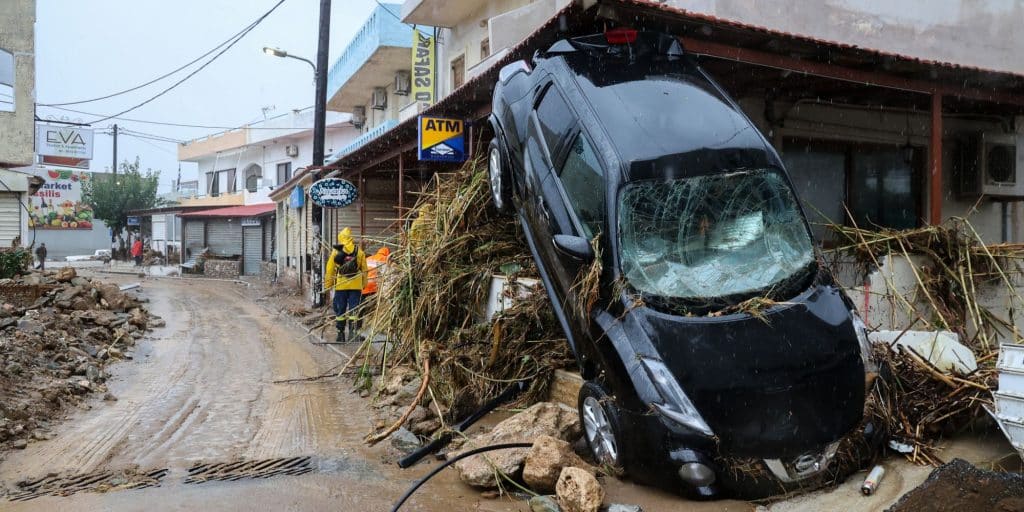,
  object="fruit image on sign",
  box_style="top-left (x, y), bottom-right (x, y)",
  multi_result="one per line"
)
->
top-left (29, 169), bottom-right (95, 230)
